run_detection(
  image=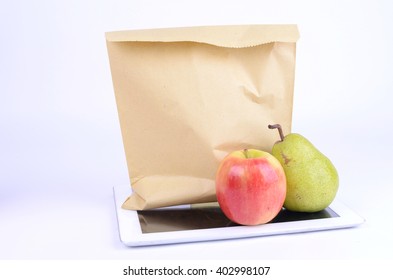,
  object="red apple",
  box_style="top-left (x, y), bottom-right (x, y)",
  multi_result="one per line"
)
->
top-left (216, 149), bottom-right (286, 225)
